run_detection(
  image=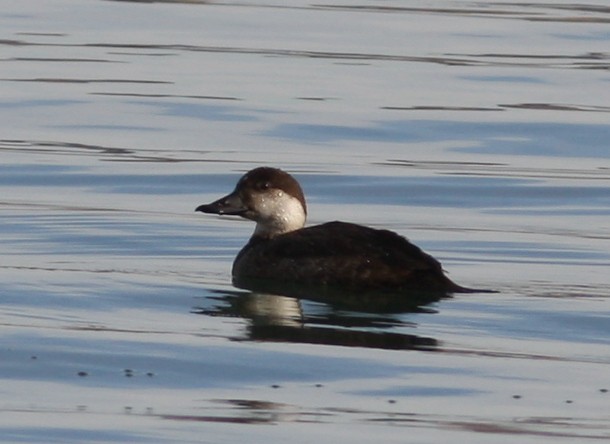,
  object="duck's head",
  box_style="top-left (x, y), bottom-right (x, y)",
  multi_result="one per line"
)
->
top-left (196, 167), bottom-right (307, 239)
